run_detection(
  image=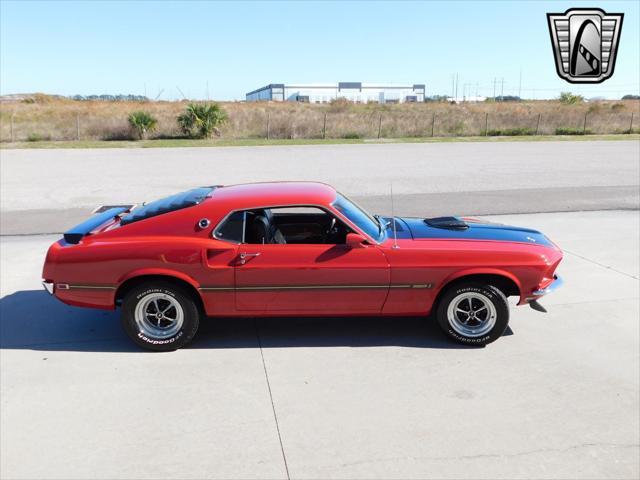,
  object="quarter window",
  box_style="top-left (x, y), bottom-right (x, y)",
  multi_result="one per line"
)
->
top-left (214, 211), bottom-right (244, 243)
